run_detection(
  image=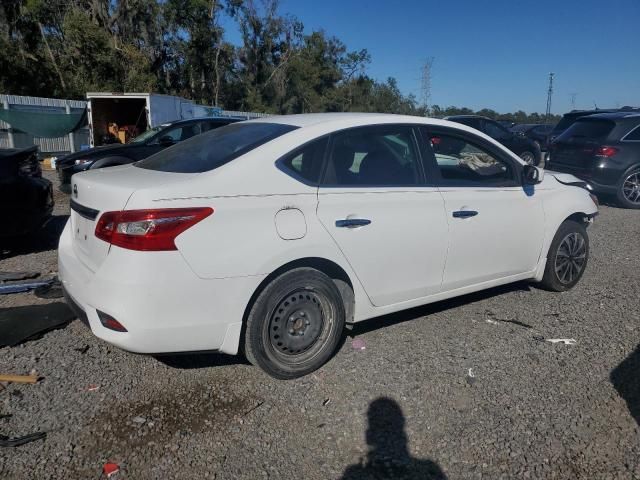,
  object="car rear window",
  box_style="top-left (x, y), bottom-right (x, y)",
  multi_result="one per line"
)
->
top-left (557, 119), bottom-right (615, 141)
top-left (136, 122), bottom-right (298, 173)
